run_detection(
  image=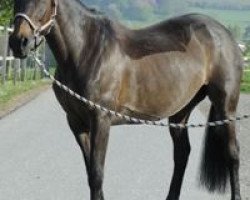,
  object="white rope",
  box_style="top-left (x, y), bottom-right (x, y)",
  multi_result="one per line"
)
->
top-left (32, 54), bottom-right (250, 129)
